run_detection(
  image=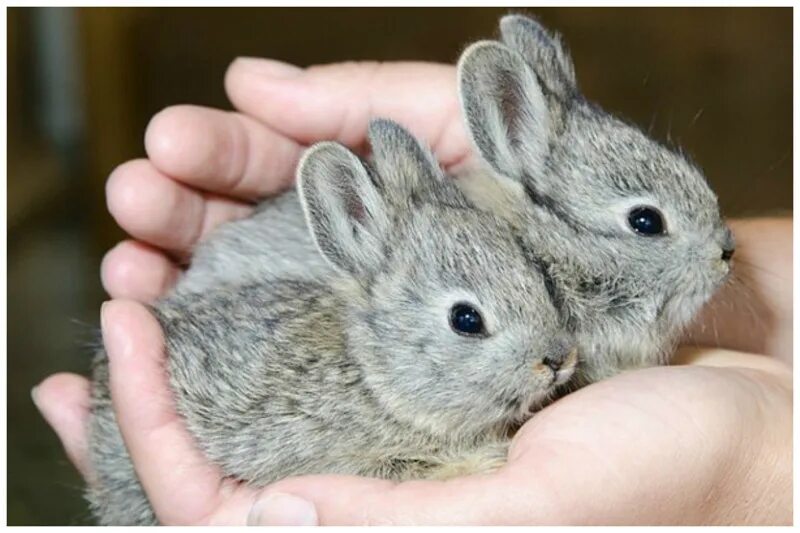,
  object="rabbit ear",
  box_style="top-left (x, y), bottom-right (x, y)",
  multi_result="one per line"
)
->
top-left (458, 40), bottom-right (551, 183)
top-left (499, 14), bottom-right (577, 99)
top-left (298, 142), bottom-right (389, 277)
top-left (366, 118), bottom-right (443, 204)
